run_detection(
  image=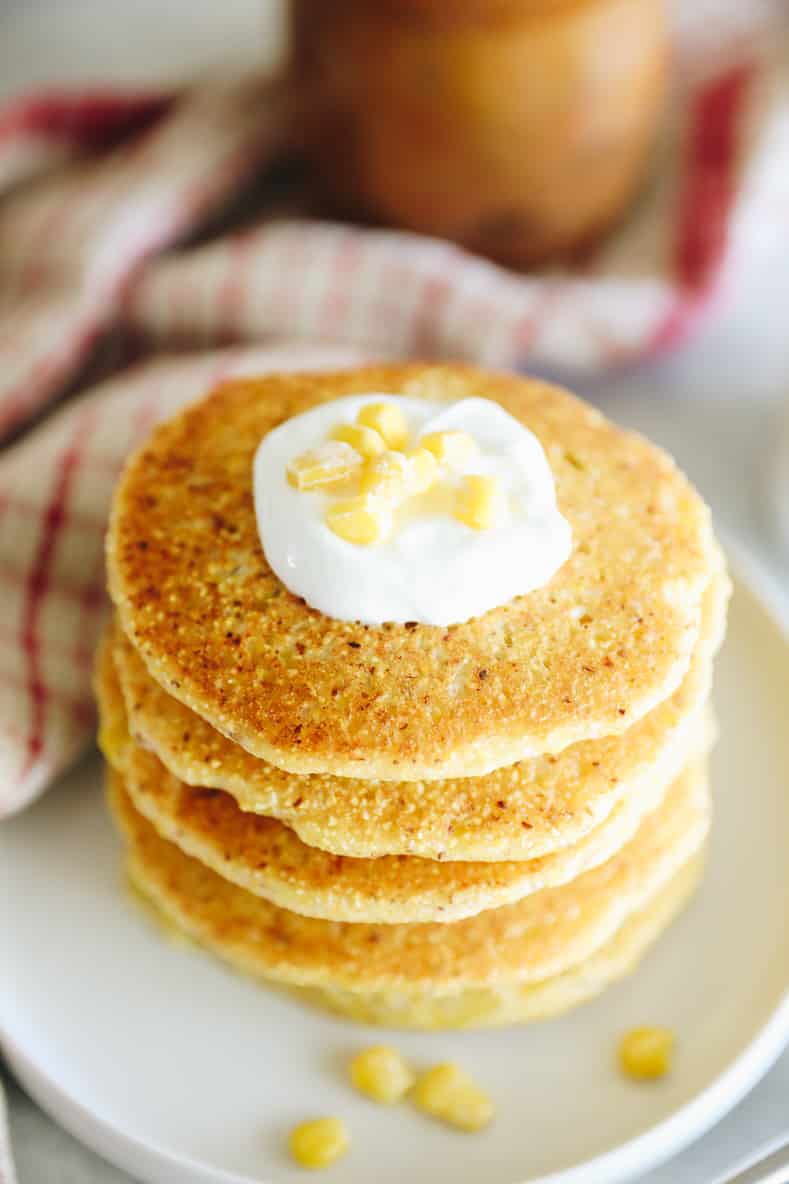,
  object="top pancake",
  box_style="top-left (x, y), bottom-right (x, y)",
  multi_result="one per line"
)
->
top-left (107, 363), bottom-right (718, 780)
